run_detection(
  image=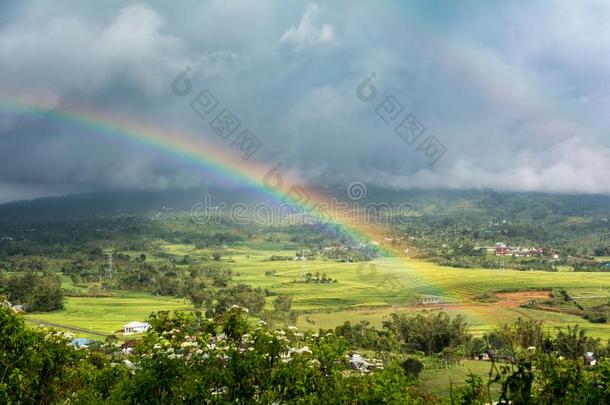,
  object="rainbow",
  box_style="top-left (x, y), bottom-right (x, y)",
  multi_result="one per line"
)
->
top-left (4, 4), bottom-right (599, 315)
top-left (0, 95), bottom-right (449, 299)
top-left (0, 6), bottom-right (594, 305)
